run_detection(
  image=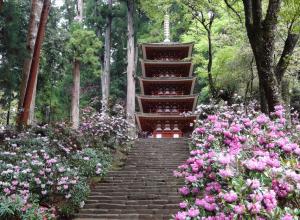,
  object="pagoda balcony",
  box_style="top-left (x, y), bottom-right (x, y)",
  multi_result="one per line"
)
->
top-left (139, 77), bottom-right (196, 96)
top-left (141, 60), bottom-right (193, 78)
top-left (137, 95), bottom-right (198, 114)
top-left (135, 113), bottom-right (198, 138)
